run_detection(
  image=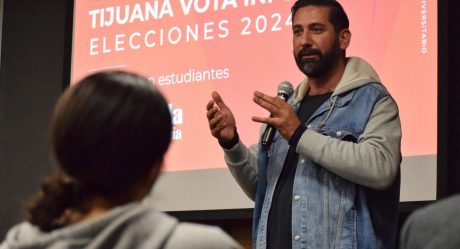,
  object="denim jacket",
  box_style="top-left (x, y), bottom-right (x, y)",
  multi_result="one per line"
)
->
top-left (224, 57), bottom-right (402, 249)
